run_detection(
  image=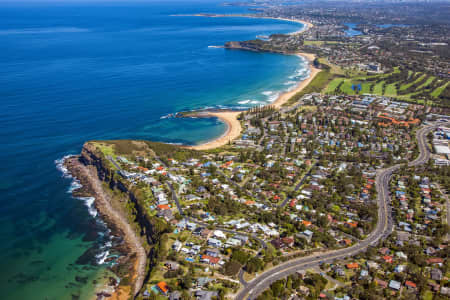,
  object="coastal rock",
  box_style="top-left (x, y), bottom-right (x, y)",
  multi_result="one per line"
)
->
top-left (64, 142), bottom-right (172, 298)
